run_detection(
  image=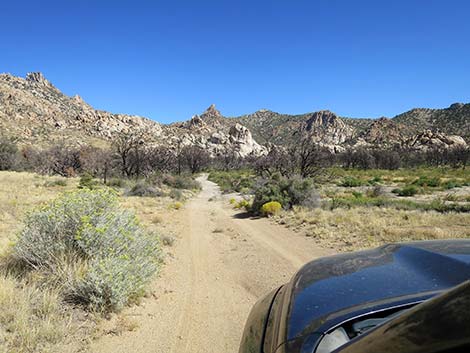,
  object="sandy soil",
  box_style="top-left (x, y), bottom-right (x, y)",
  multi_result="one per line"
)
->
top-left (91, 175), bottom-right (332, 353)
